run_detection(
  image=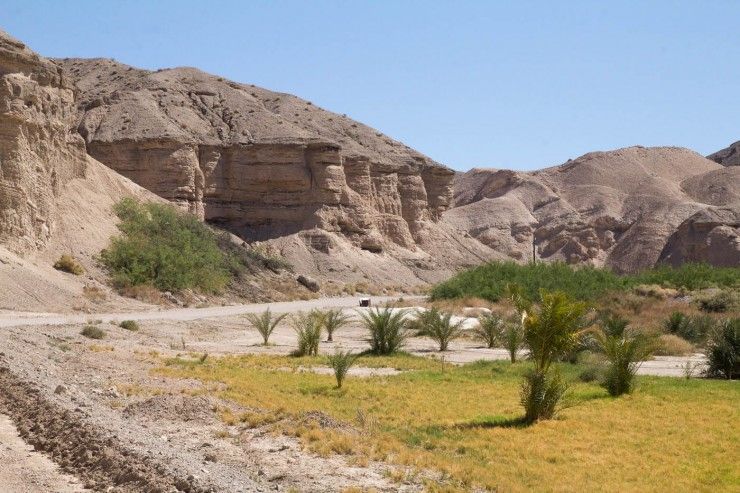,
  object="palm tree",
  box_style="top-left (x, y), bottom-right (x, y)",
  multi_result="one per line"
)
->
top-left (417, 309), bottom-right (465, 351)
top-left (245, 308), bottom-right (287, 345)
top-left (591, 314), bottom-right (655, 396)
top-left (520, 290), bottom-right (587, 423)
top-left (320, 309), bottom-right (352, 342)
top-left (358, 307), bottom-right (409, 355)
